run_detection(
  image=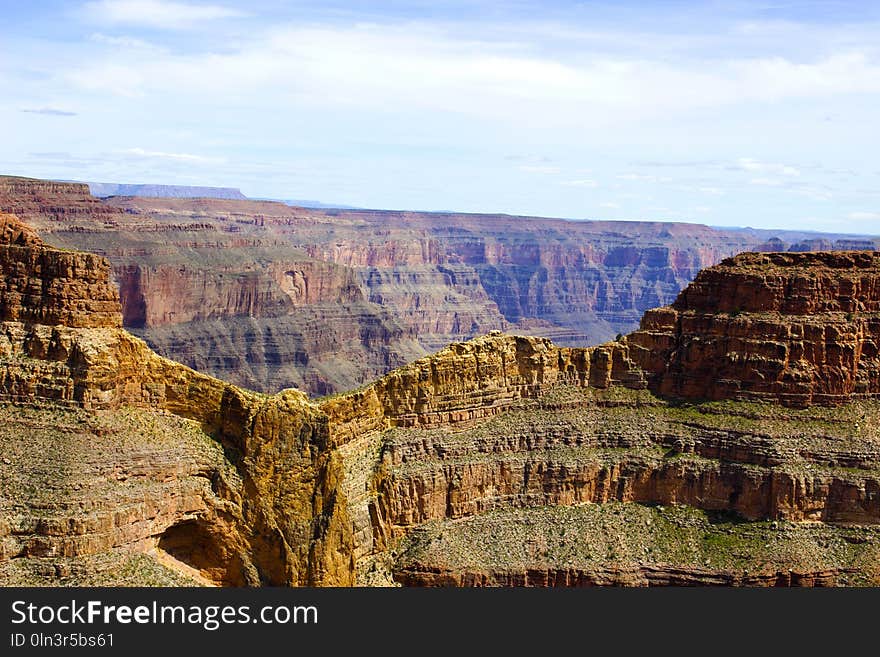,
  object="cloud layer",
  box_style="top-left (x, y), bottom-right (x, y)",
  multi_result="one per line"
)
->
top-left (83, 0), bottom-right (244, 29)
top-left (1, 1), bottom-right (878, 233)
